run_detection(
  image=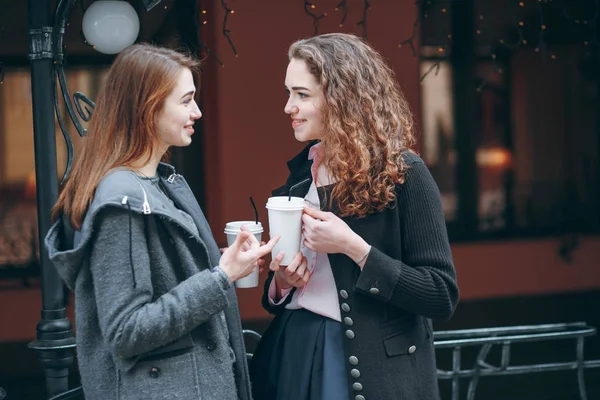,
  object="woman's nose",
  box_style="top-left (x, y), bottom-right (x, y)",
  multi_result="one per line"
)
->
top-left (192, 103), bottom-right (202, 119)
top-left (284, 99), bottom-right (298, 115)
